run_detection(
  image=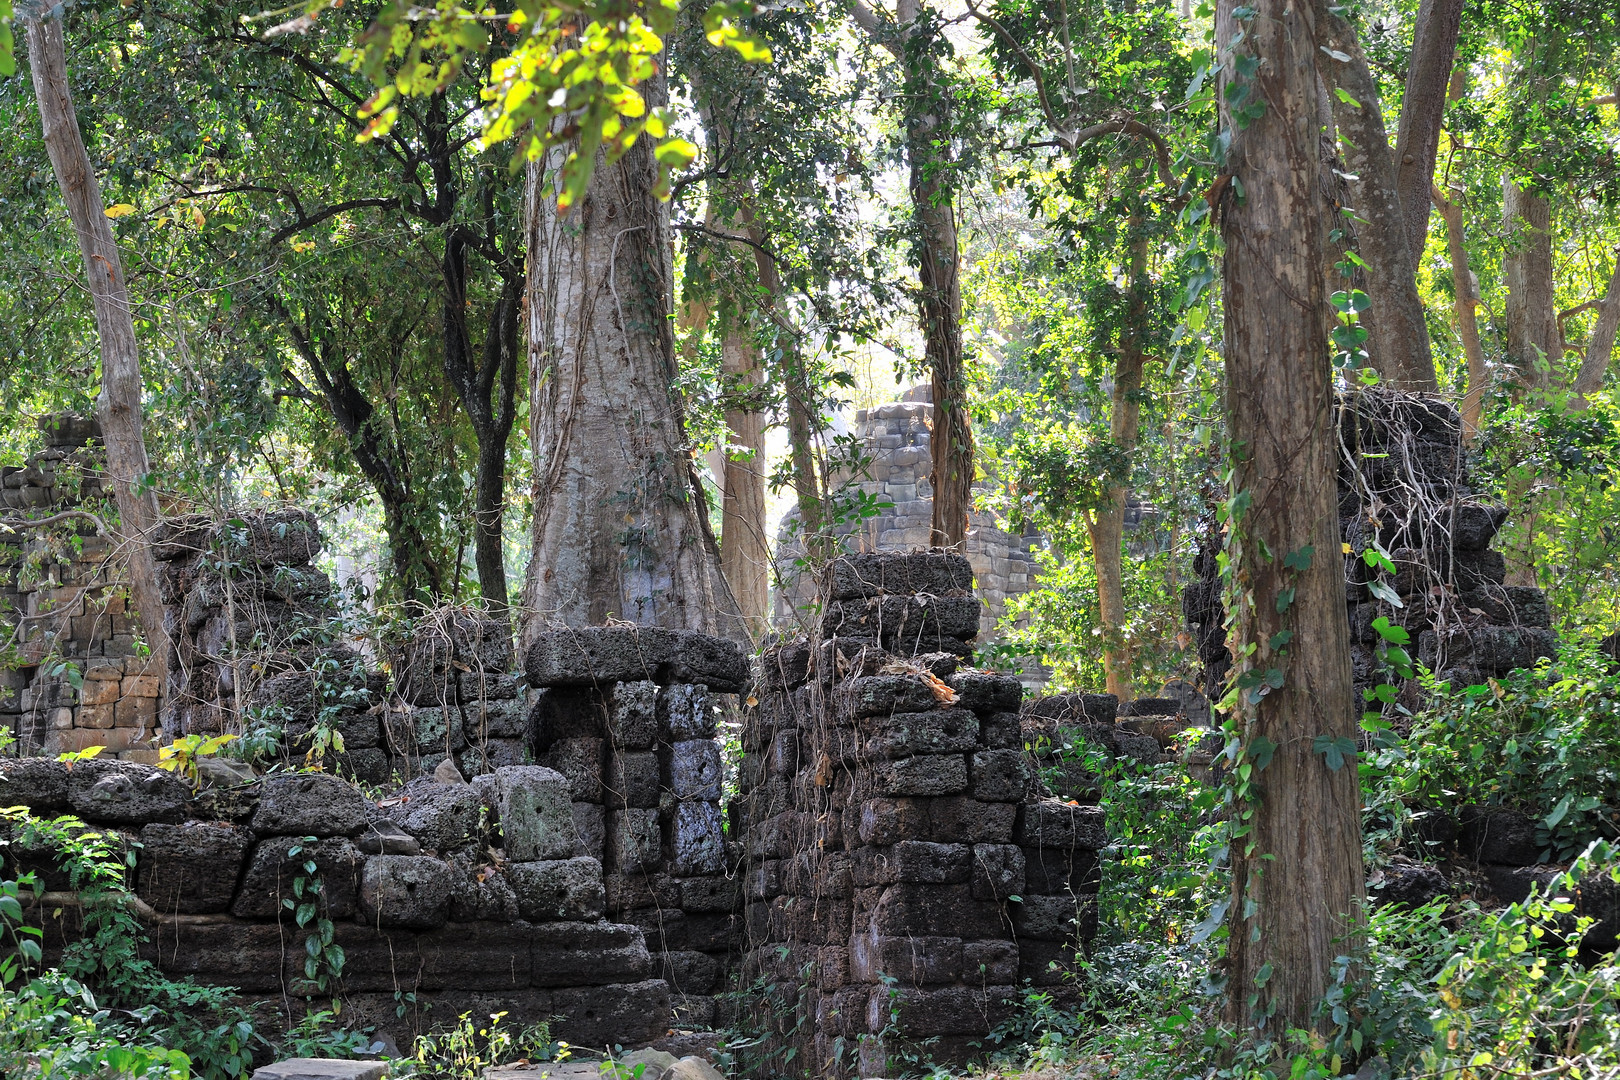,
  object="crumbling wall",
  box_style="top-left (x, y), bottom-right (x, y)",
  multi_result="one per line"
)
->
top-left (0, 757), bottom-right (669, 1049)
top-left (741, 552), bottom-right (1102, 1077)
top-left (1, 415), bottom-right (161, 761)
top-left (521, 626), bottom-right (750, 1031)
